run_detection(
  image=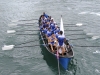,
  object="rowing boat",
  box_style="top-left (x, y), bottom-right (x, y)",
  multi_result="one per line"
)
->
top-left (39, 15), bottom-right (74, 70)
